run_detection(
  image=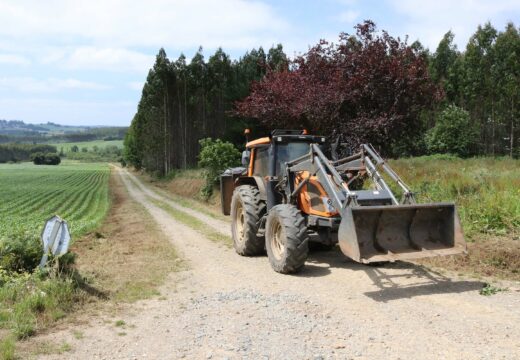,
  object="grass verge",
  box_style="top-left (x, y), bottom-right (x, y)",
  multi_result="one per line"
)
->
top-left (149, 198), bottom-right (232, 247)
top-left (133, 169), bottom-right (226, 220)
